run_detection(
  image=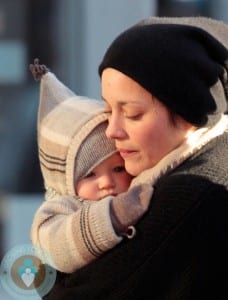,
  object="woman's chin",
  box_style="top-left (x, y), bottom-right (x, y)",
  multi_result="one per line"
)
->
top-left (125, 162), bottom-right (142, 177)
